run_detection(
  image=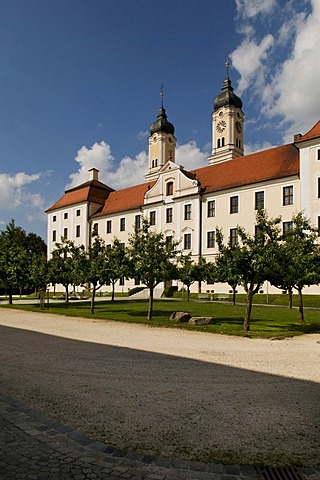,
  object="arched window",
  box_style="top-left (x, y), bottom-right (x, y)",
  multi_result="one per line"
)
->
top-left (217, 138), bottom-right (221, 148)
top-left (166, 181), bottom-right (173, 196)
top-left (221, 137), bottom-right (225, 147)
